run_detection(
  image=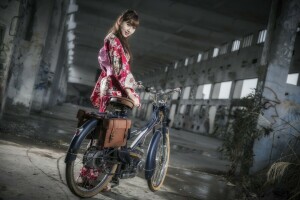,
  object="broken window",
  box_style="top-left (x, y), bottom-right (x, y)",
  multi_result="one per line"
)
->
top-left (219, 43), bottom-right (228, 55)
top-left (231, 40), bottom-right (241, 52)
top-left (182, 86), bottom-right (191, 99)
top-left (242, 34), bottom-right (253, 48)
top-left (212, 47), bottom-right (219, 57)
top-left (174, 61), bottom-right (178, 69)
top-left (287, 26), bottom-right (300, 86)
top-left (257, 29), bottom-right (267, 44)
top-left (172, 90), bottom-right (179, 100)
top-left (286, 73), bottom-right (299, 85)
top-left (184, 58), bottom-right (189, 66)
top-left (197, 53), bottom-right (202, 62)
top-left (233, 78), bottom-right (258, 99)
top-left (202, 51), bottom-right (209, 60)
top-left (165, 66), bottom-right (168, 72)
top-left (195, 84), bottom-right (212, 99)
top-left (193, 105), bottom-right (200, 116)
top-left (179, 104), bottom-right (186, 114)
top-left (212, 81), bottom-right (232, 99)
